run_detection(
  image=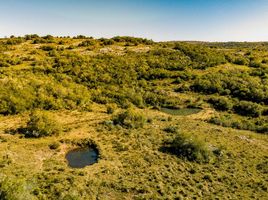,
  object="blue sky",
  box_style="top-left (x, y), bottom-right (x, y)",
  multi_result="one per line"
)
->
top-left (0, 0), bottom-right (268, 41)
